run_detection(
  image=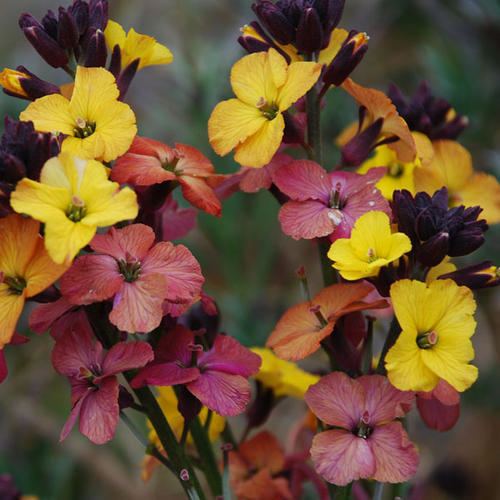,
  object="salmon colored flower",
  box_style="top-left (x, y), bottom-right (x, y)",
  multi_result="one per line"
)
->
top-left (266, 282), bottom-right (388, 361)
top-left (0, 214), bottom-right (67, 347)
top-left (414, 140), bottom-right (500, 224)
top-left (60, 224), bottom-right (204, 333)
top-left (385, 279), bottom-right (478, 392)
top-left (272, 159), bottom-right (389, 240)
top-left (52, 321), bottom-right (153, 444)
top-left (229, 431), bottom-right (292, 500)
top-left (305, 372), bottom-right (418, 486)
top-left (112, 136), bottom-right (221, 216)
top-left (328, 211), bottom-right (412, 280)
top-left (104, 20), bottom-right (173, 71)
top-left (19, 66), bottom-right (137, 162)
top-left (10, 153), bottom-right (138, 264)
top-left (208, 49), bottom-right (321, 168)
top-left (239, 153), bottom-right (292, 193)
top-left (131, 326), bottom-right (261, 416)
